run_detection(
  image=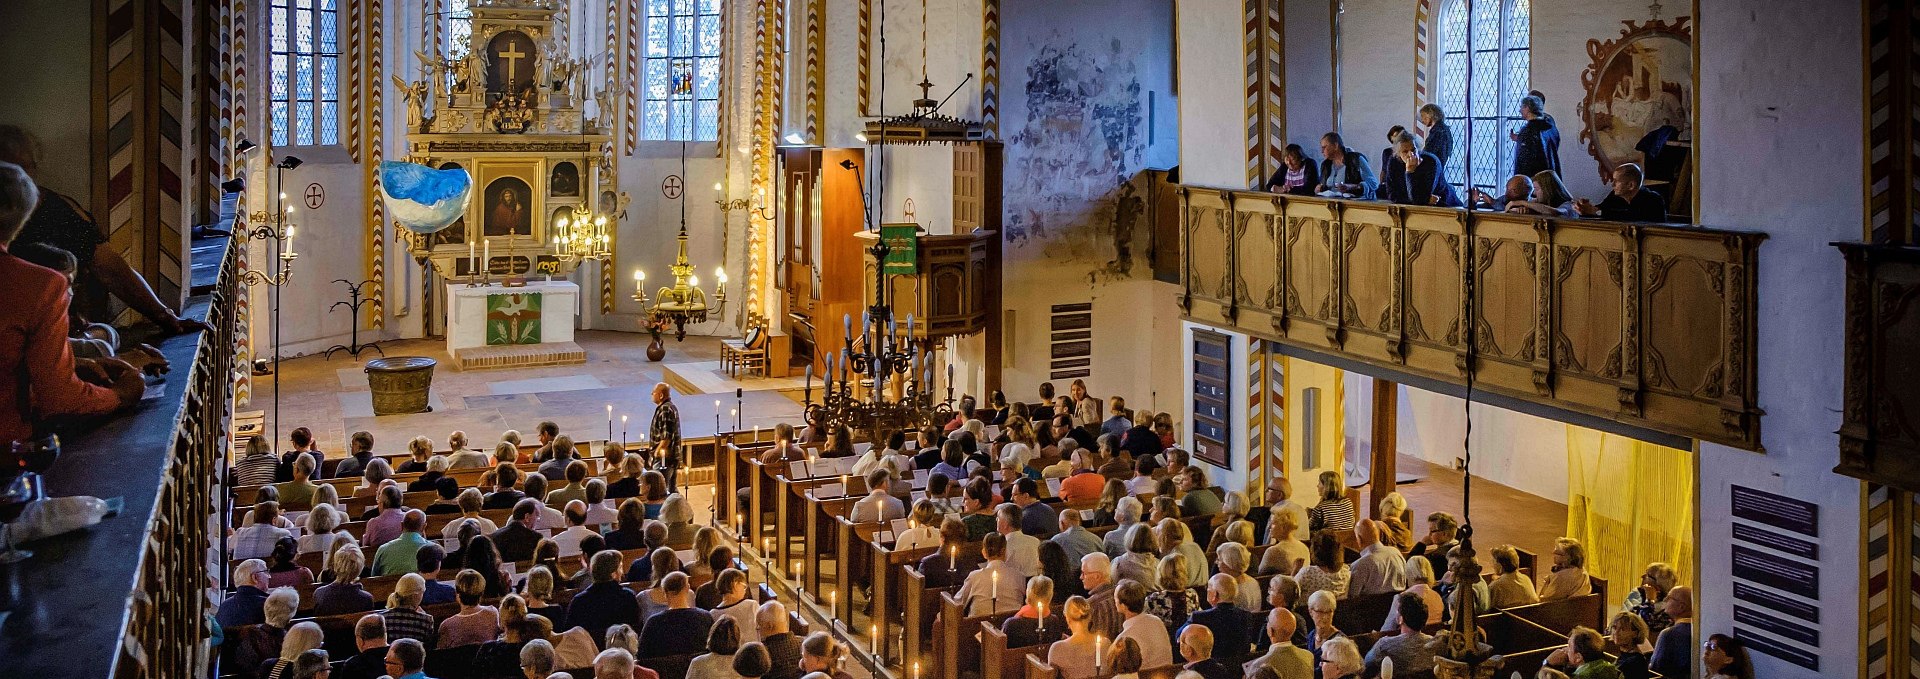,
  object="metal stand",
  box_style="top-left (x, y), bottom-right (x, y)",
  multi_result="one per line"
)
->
top-left (324, 279), bottom-right (386, 360)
